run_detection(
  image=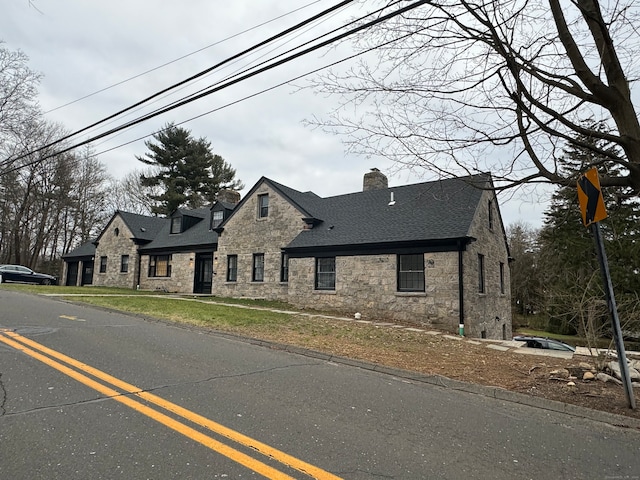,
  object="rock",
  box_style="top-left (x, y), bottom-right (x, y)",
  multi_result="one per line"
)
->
top-left (566, 381), bottom-right (576, 387)
top-left (583, 371), bottom-right (595, 381)
top-left (550, 369), bottom-right (570, 378)
top-left (596, 372), bottom-right (622, 385)
top-left (578, 362), bottom-right (593, 370)
top-left (607, 361), bottom-right (640, 381)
